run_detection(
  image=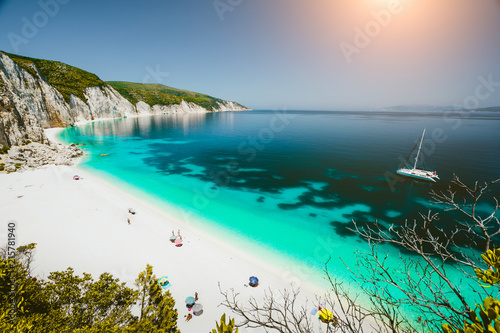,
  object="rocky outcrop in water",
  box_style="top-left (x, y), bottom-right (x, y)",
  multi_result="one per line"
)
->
top-left (0, 51), bottom-right (250, 147)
